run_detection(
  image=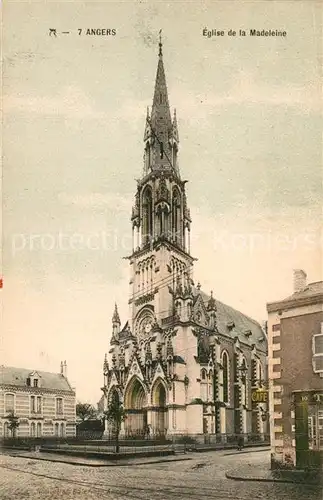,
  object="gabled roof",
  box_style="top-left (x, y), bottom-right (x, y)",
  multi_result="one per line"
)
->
top-left (0, 366), bottom-right (74, 392)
